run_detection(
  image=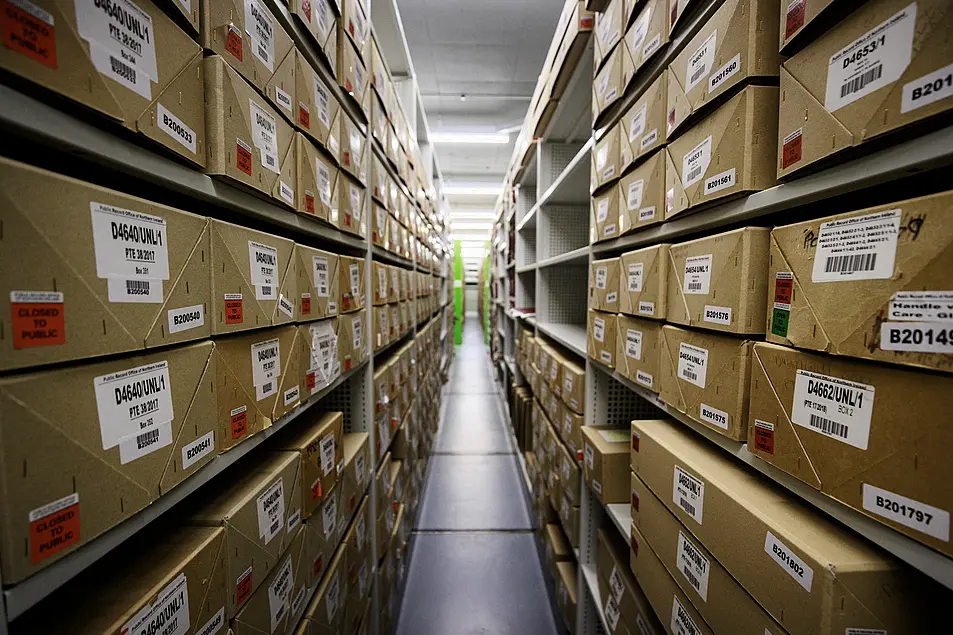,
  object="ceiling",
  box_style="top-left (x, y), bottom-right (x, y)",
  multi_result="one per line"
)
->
top-left (397, 0), bottom-right (560, 254)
